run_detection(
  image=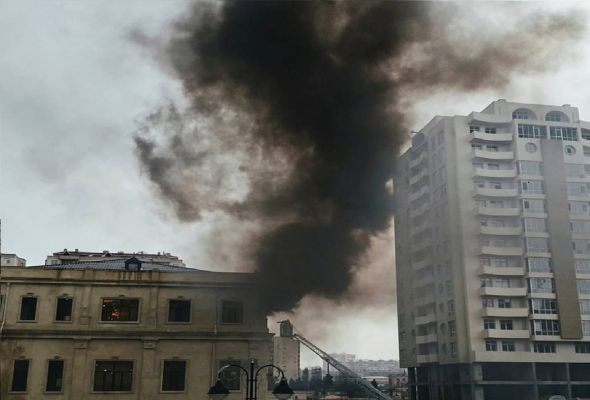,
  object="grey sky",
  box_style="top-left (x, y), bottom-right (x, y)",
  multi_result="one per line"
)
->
top-left (2, 1), bottom-right (590, 368)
